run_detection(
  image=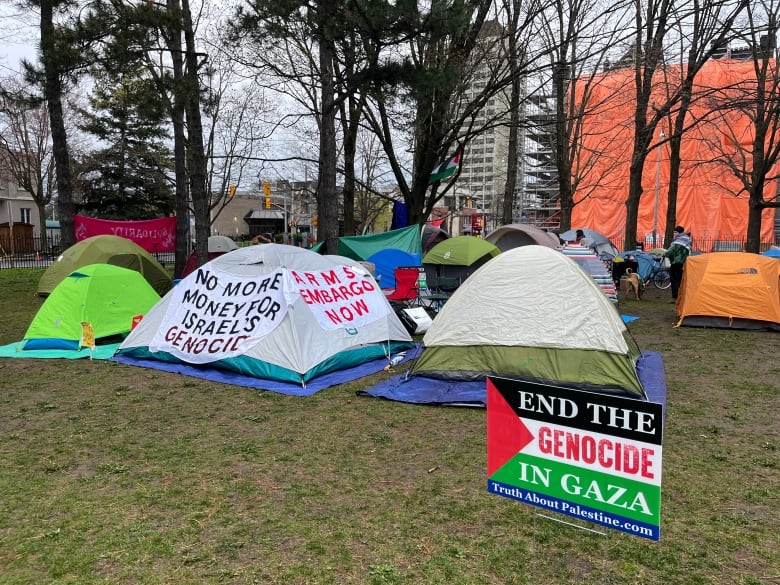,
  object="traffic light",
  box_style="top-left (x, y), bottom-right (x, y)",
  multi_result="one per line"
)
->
top-left (265, 197), bottom-right (271, 209)
top-left (228, 184), bottom-right (236, 199)
top-left (466, 196), bottom-right (473, 208)
top-left (263, 181), bottom-right (271, 196)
